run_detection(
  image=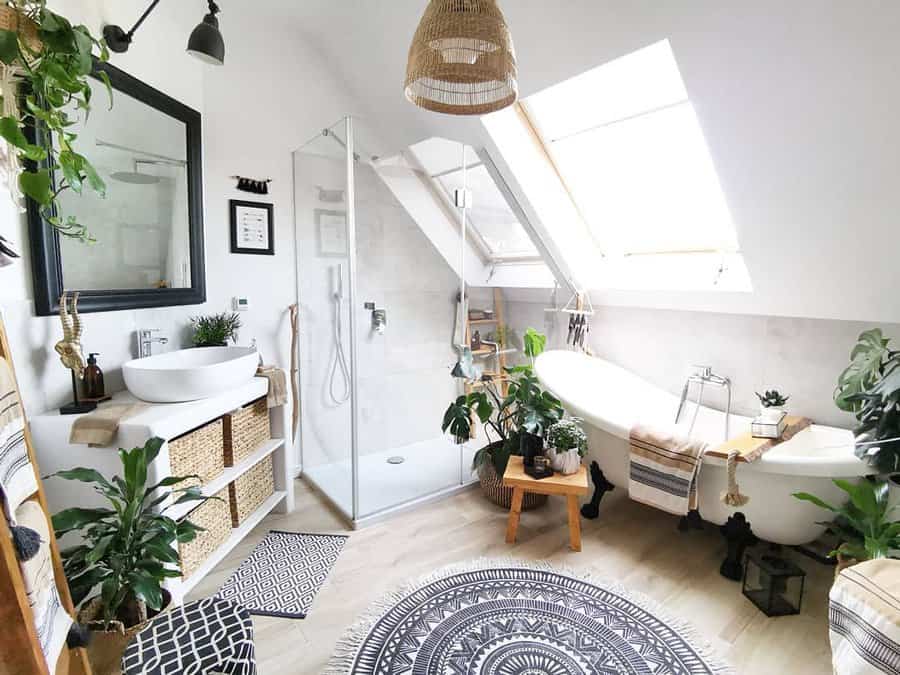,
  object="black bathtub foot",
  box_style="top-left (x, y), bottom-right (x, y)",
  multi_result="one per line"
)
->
top-left (580, 461), bottom-right (615, 520)
top-left (719, 512), bottom-right (758, 581)
top-left (678, 509), bottom-right (703, 532)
